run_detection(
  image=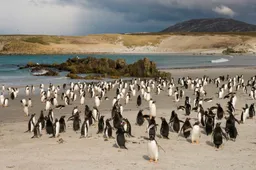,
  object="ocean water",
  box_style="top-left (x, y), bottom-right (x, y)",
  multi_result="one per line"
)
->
top-left (0, 54), bottom-right (256, 87)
